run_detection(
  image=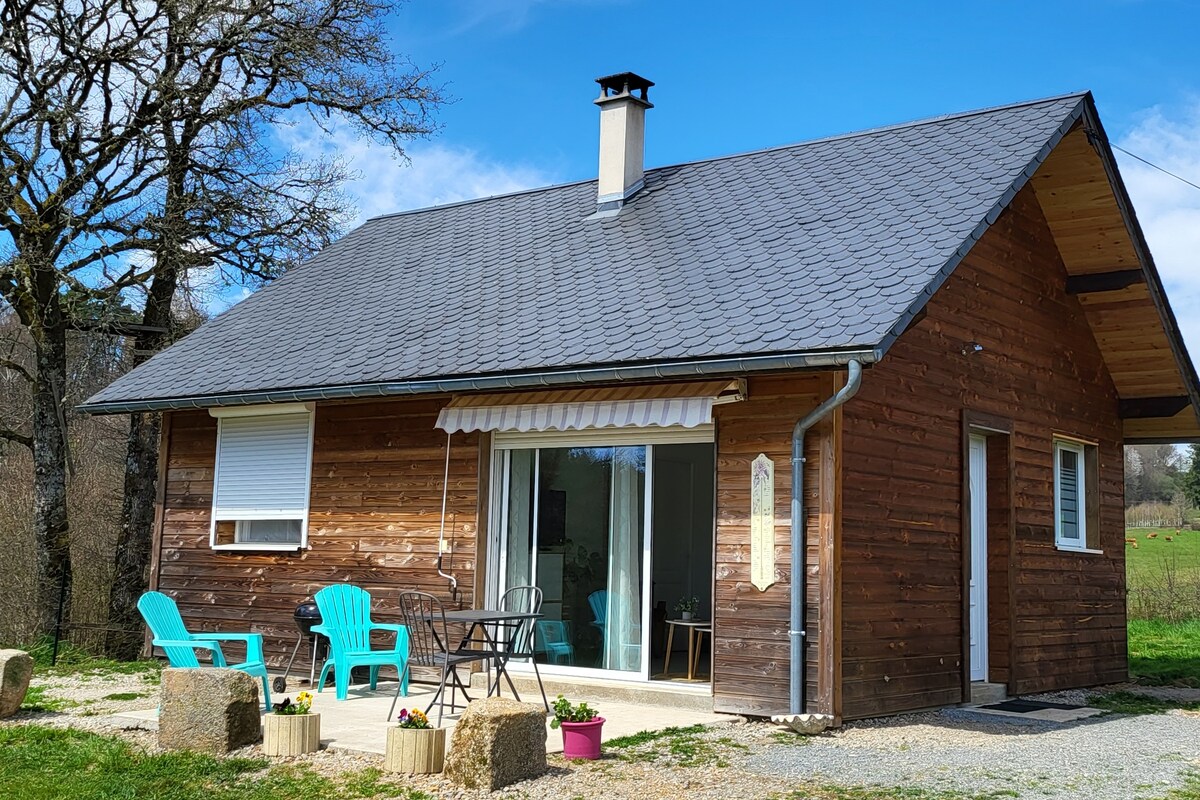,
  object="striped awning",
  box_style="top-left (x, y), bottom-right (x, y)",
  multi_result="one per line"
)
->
top-left (436, 395), bottom-right (717, 434)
